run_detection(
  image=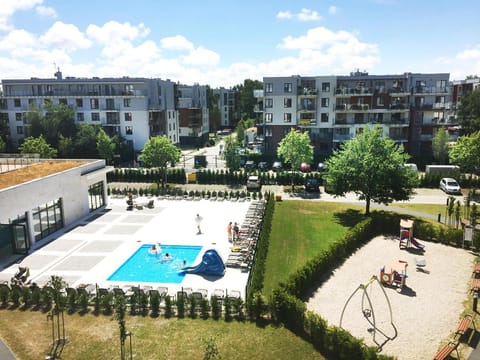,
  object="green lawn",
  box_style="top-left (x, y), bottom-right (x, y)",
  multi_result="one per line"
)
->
top-left (391, 203), bottom-right (448, 217)
top-left (262, 201), bottom-right (365, 296)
